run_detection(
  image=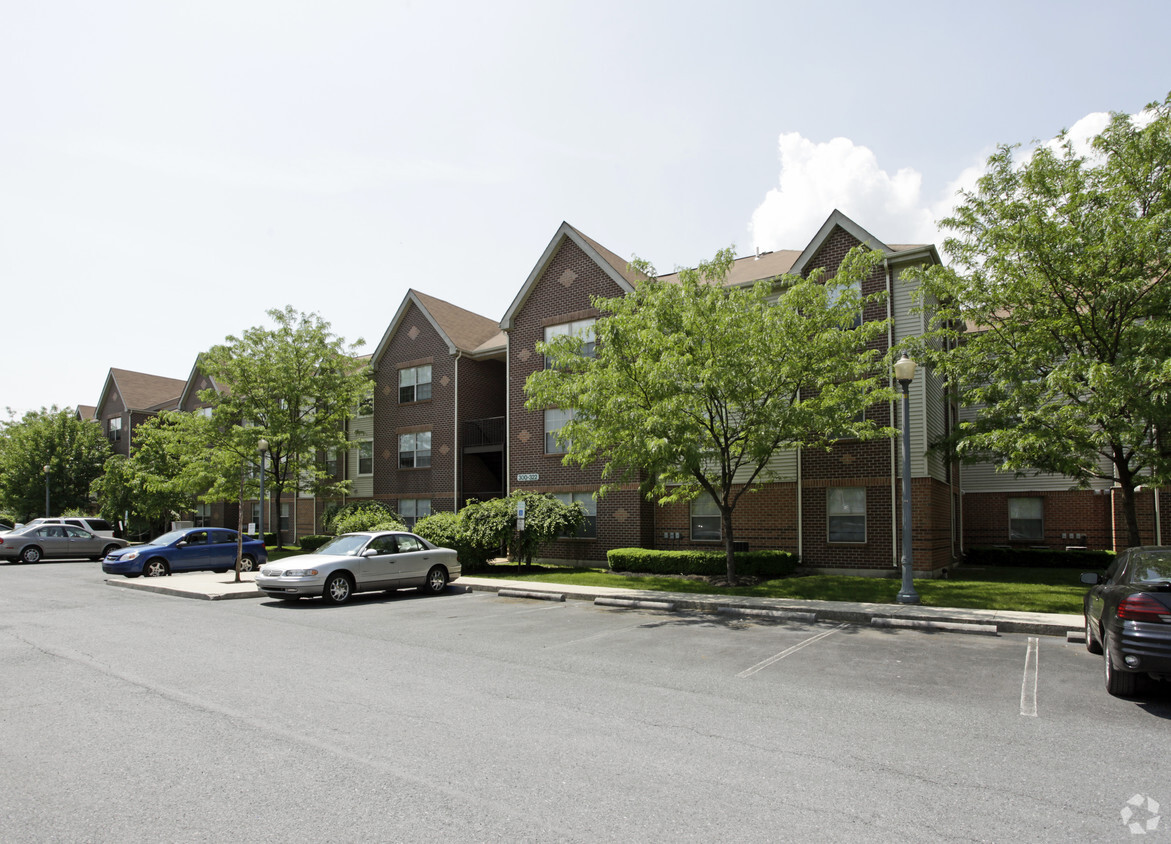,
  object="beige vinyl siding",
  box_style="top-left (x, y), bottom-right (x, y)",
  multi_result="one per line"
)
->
top-left (347, 412), bottom-right (374, 498)
top-left (892, 269), bottom-right (929, 479)
top-left (732, 447), bottom-right (797, 485)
